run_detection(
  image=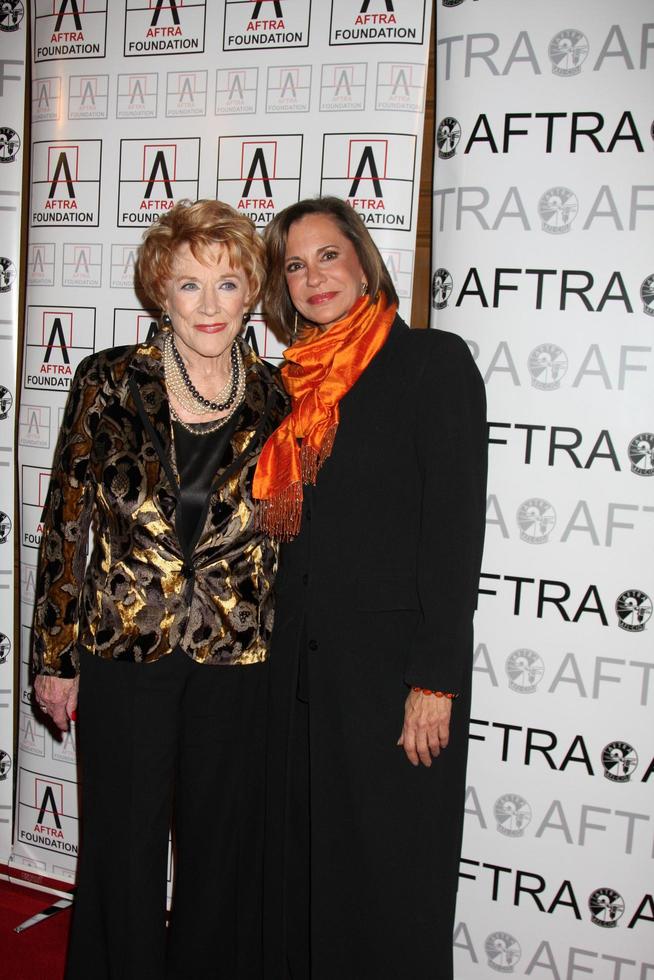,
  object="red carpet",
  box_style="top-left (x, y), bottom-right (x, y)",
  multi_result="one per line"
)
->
top-left (0, 879), bottom-right (70, 980)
